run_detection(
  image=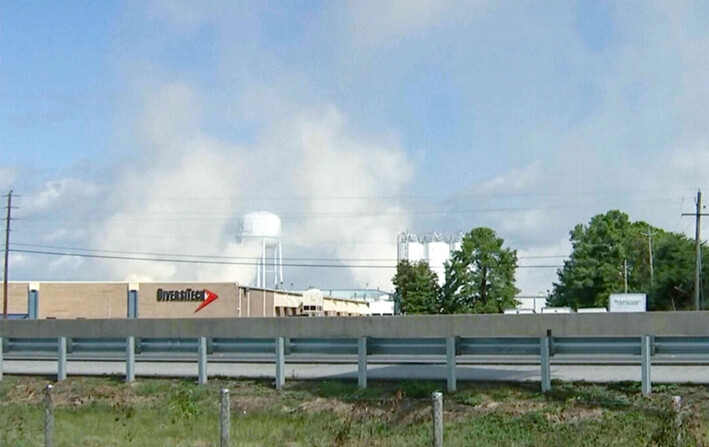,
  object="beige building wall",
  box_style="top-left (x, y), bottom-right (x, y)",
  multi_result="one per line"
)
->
top-left (38, 283), bottom-right (128, 319)
top-left (6, 282), bottom-right (369, 319)
top-left (237, 288), bottom-right (276, 317)
top-left (138, 283), bottom-right (247, 318)
top-left (7, 282), bottom-right (29, 315)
